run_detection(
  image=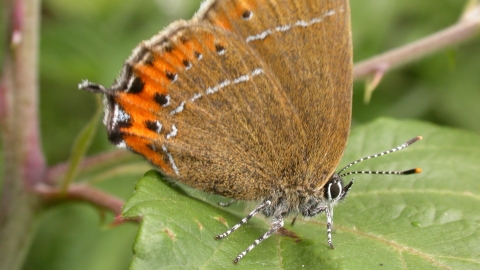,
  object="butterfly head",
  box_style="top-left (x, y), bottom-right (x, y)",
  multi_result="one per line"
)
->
top-left (78, 80), bottom-right (130, 147)
top-left (291, 136), bottom-right (423, 220)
